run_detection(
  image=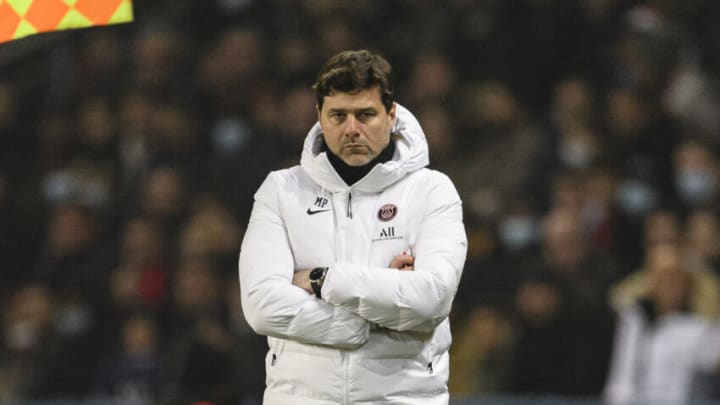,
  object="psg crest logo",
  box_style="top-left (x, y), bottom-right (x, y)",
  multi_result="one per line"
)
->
top-left (377, 204), bottom-right (397, 222)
